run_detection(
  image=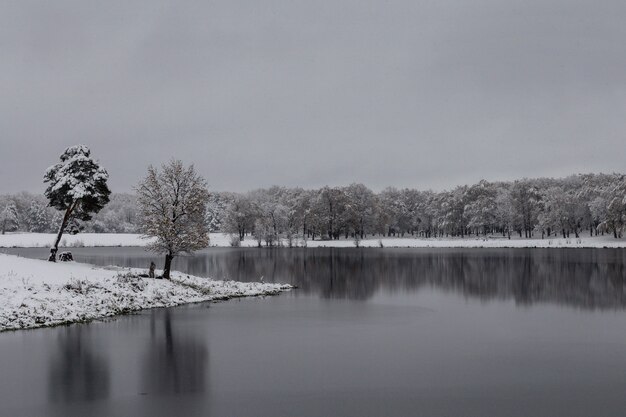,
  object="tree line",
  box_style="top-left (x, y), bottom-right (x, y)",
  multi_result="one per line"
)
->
top-left (0, 192), bottom-right (136, 235)
top-left (209, 173), bottom-right (626, 244)
top-left (2, 173), bottom-right (625, 242)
